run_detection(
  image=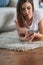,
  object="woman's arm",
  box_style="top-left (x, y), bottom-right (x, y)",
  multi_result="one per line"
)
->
top-left (38, 19), bottom-right (43, 34)
top-left (23, 19), bottom-right (43, 41)
top-left (16, 22), bottom-right (29, 41)
top-left (32, 19), bottom-right (43, 41)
